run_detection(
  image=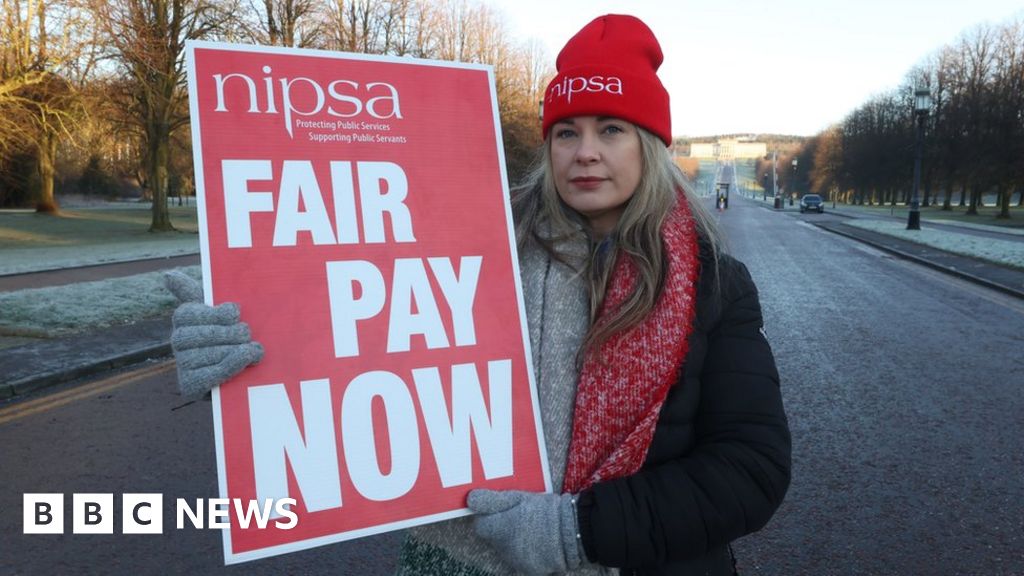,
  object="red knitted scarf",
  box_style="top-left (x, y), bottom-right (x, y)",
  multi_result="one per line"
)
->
top-left (562, 196), bottom-right (700, 493)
